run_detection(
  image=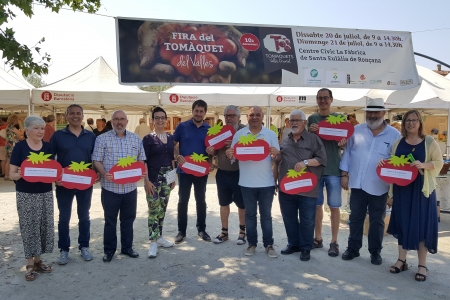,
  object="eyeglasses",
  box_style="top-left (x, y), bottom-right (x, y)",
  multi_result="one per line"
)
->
top-left (289, 119), bottom-right (304, 123)
top-left (153, 117), bottom-right (166, 121)
top-left (404, 119), bottom-right (419, 124)
top-left (224, 114), bottom-right (237, 118)
top-left (317, 96), bottom-right (331, 101)
top-left (112, 118), bottom-right (127, 122)
top-left (248, 113), bottom-right (263, 118)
